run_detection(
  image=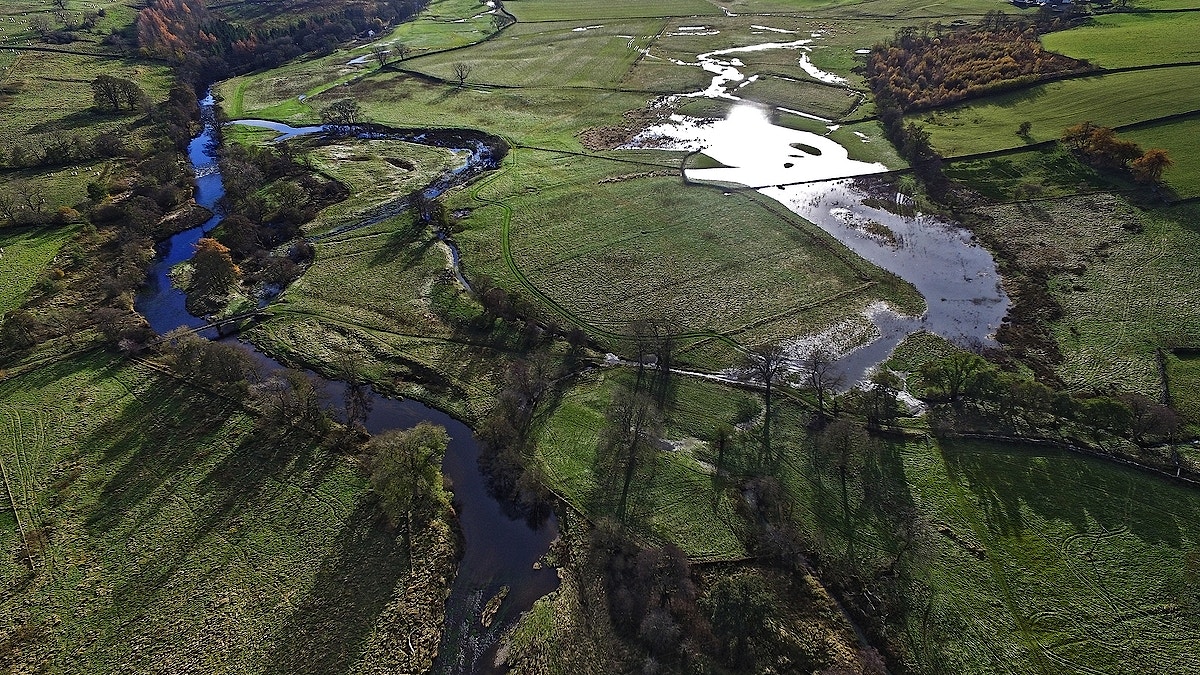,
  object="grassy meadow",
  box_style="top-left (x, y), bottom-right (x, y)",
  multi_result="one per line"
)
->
top-left (0, 225), bottom-right (77, 315)
top-left (0, 354), bottom-right (455, 674)
top-left (1165, 351), bottom-right (1200, 429)
top-left (0, 0), bottom-right (176, 215)
top-left (455, 147), bottom-right (922, 363)
top-left (1041, 12), bottom-right (1200, 68)
top-left (917, 65), bottom-right (1200, 157)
